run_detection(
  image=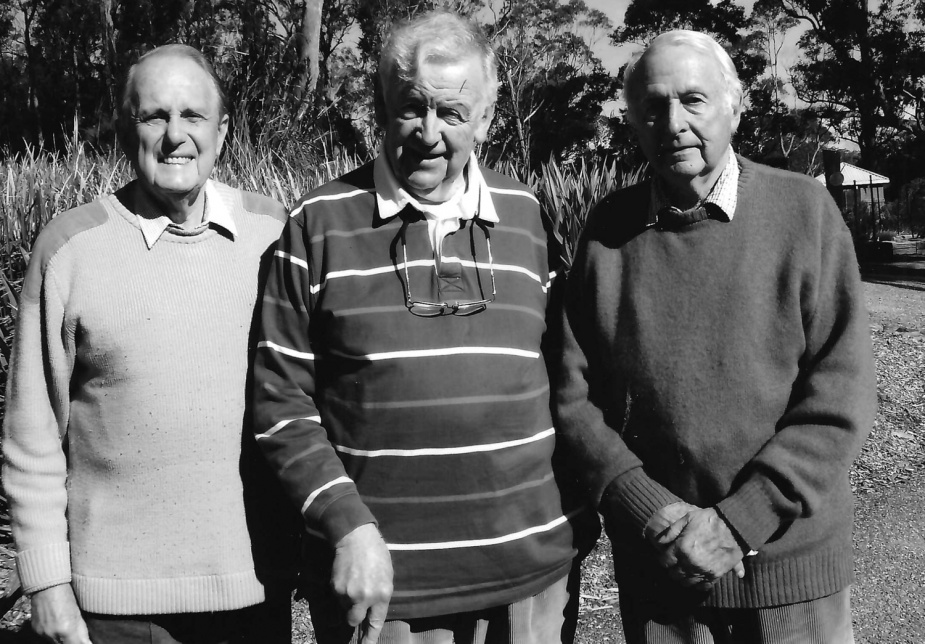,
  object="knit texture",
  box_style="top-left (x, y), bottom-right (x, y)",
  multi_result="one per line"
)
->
top-left (2, 181), bottom-right (287, 614)
top-left (253, 161), bottom-right (577, 619)
top-left (552, 157), bottom-right (876, 608)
